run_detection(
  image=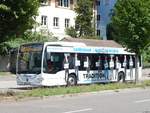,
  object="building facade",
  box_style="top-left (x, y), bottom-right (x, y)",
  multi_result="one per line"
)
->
top-left (35, 0), bottom-right (76, 40)
top-left (97, 0), bottom-right (117, 40)
top-left (35, 0), bottom-right (114, 40)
